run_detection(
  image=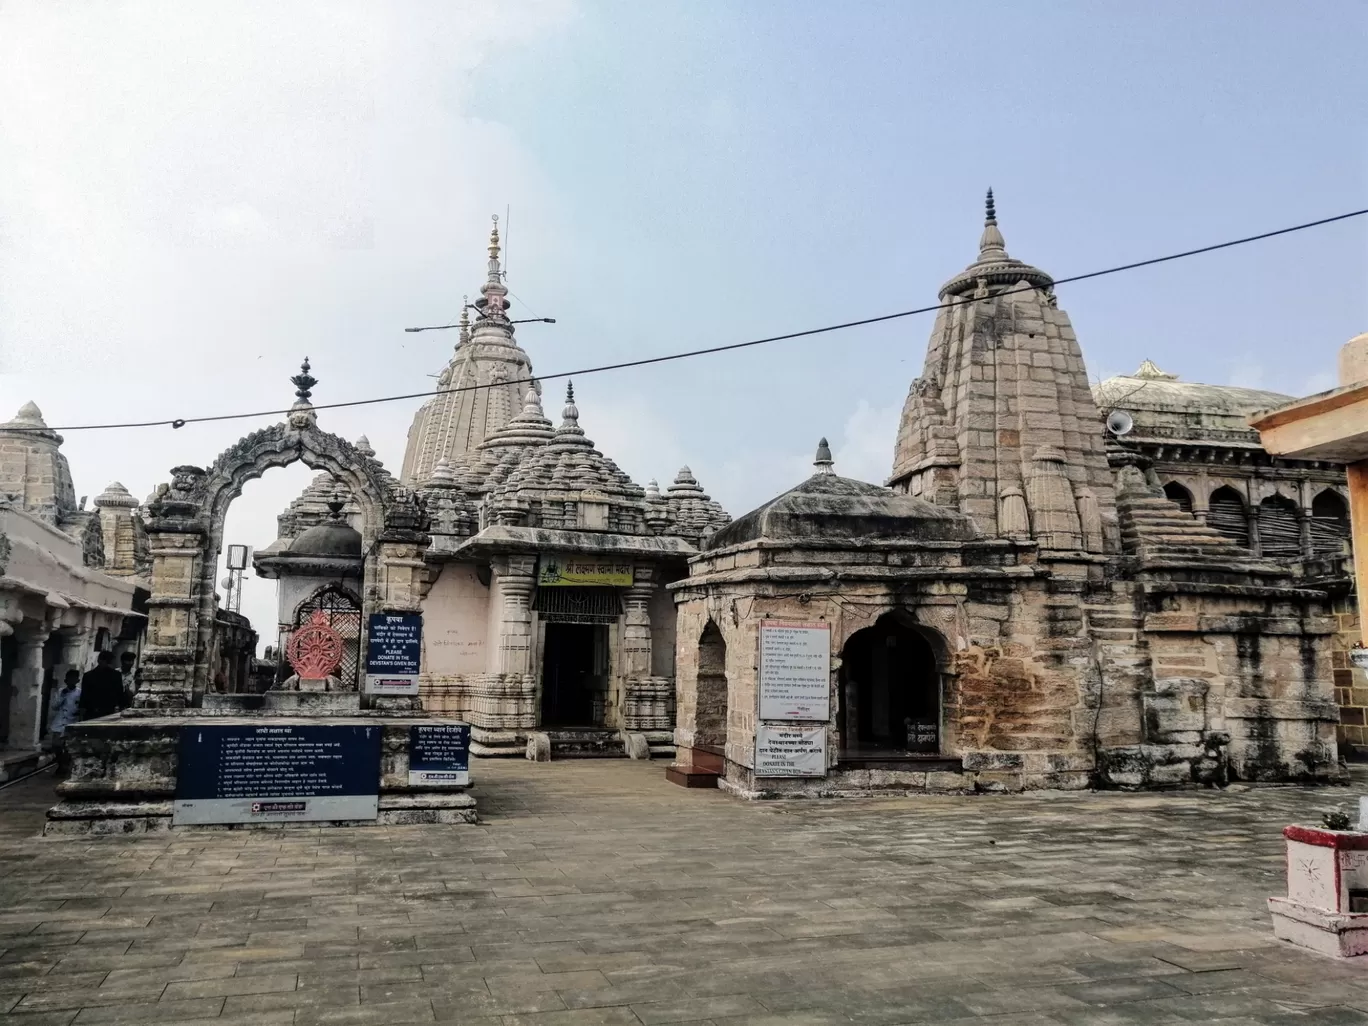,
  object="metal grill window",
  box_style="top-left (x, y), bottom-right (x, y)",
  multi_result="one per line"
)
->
top-left (1311, 491), bottom-right (1350, 555)
top-left (533, 587), bottom-right (622, 624)
top-left (1258, 497), bottom-right (1302, 557)
top-left (1208, 489), bottom-right (1249, 546)
top-left (278, 585), bottom-right (362, 686)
